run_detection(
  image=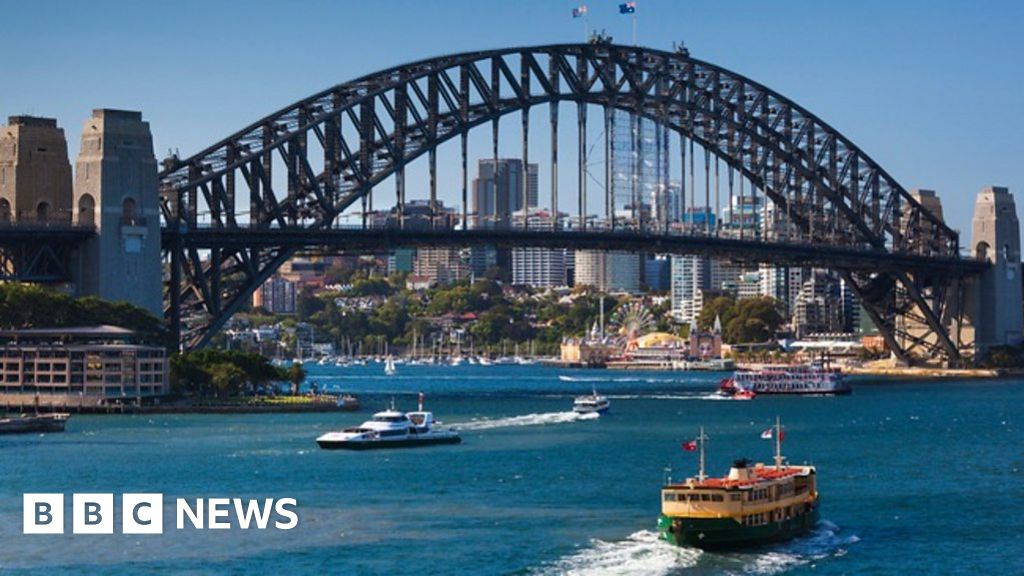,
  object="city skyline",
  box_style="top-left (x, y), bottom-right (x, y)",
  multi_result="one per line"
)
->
top-left (2, 0), bottom-right (1022, 234)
